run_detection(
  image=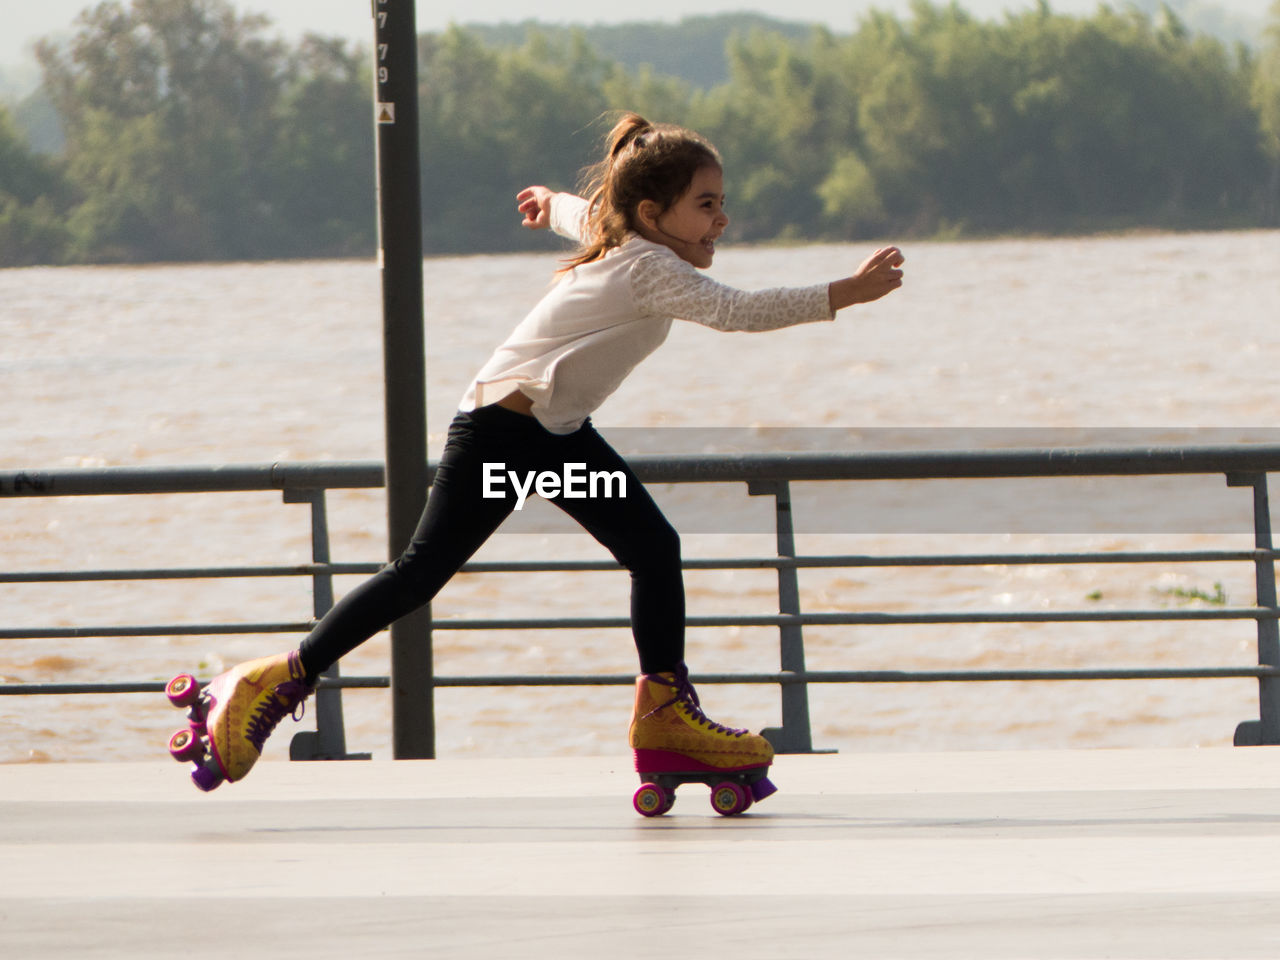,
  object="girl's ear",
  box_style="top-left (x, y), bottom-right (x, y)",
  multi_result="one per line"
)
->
top-left (636, 199), bottom-right (662, 231)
